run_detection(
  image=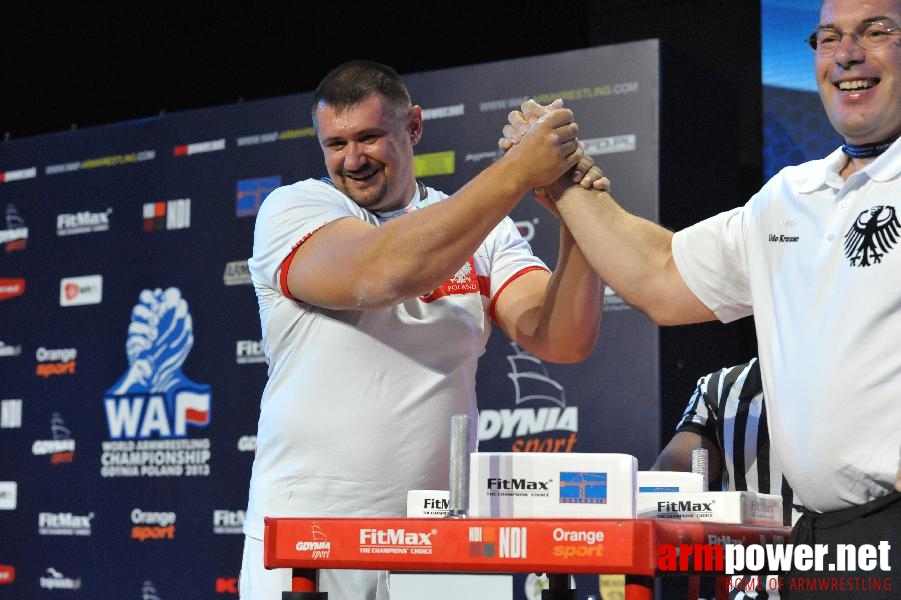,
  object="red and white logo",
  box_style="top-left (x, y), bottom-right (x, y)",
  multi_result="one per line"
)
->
top-left (0, 278), bottom-right (25, 301)
top-left (0, 564), bottom-right (15, 584)
top-left (59, 275), bottom-right (102, 306)
top-left (420, 258), bottom-right (485, 303)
